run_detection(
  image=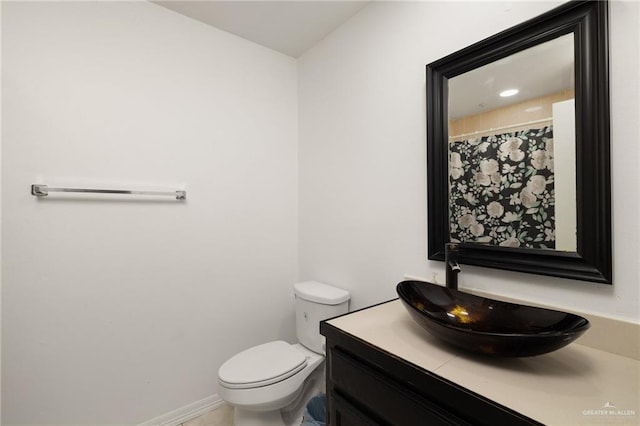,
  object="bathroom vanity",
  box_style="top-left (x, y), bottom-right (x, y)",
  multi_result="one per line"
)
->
top-left (320, 300), bottom-right (639, 425)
